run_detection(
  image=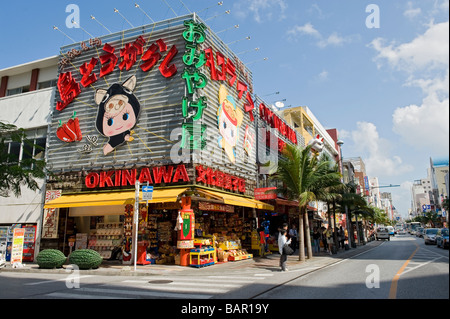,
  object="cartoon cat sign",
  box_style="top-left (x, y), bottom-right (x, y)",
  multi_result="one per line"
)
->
top-left (217, 85), bottom-right (243, 164)
top-left (308, 134), bottom-right (324, 155)
top-left (94, 76), bottom-right (141, 155)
